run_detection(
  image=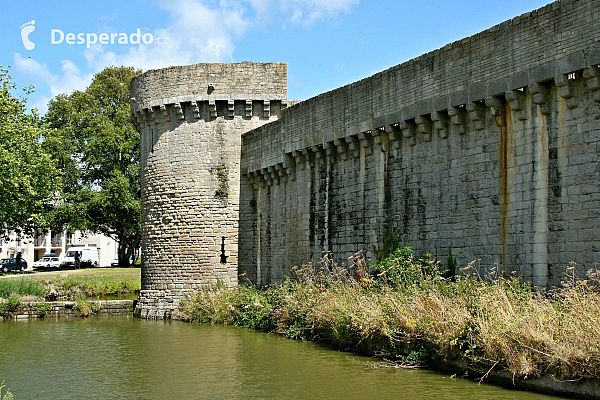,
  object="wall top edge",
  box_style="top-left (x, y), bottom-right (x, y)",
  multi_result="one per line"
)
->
top-left (132, 62), bottom-right (287, 82)
top-left (241, 57), bottom-right (600, 172)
